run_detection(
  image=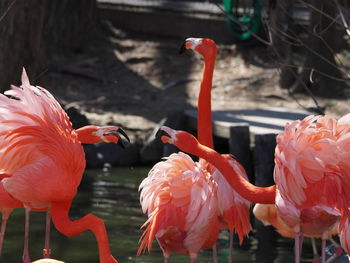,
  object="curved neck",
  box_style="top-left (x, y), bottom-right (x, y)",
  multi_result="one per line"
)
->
top-left (193, 142), bottom-right (276, 204)
top-left (51, 201), bottom-right (118, 262)
top-left (197, 55), bottom-right (216, 149)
